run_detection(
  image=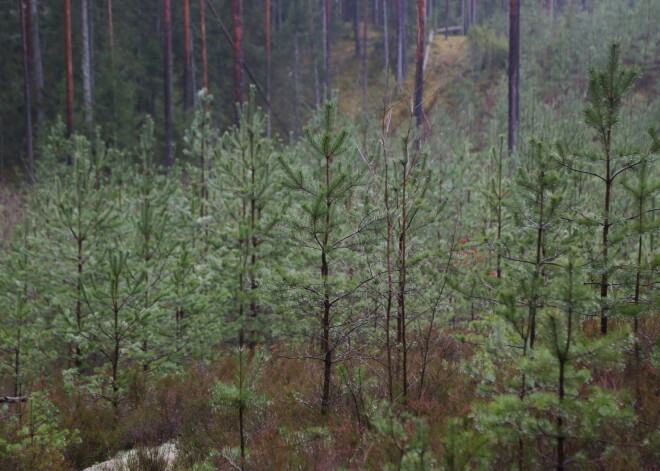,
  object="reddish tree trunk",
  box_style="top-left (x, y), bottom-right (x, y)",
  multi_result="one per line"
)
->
top-left (81, 0), bottom-right (93, 124)
top-left (362, 0), bottom-right (368, 117)
top-left (507, 0), bottom-right (520, 155)
top-left (31, 0), bottom-right (44, 136)
top-left (353, 0), bottom-right (361, 57)
top-left (396, 0), bottom-right (405, 86)
top-left (232, 0), bottom-right (244, 107)
top-left (414, 0), bottom-right (425, 129)
top-left (265, 0), bottom-right (271, 136)
top-left (200, 0), bottom-right (209, 110)
top-left (183, 0), bottom-right (193, 110)
top-left (383, 0), bottom-right (389, 69)
top-left (323, 0), bottom-right (331, 100)
top-left (64, 0), bottom-right (74, 138)
top-left (163, 0), bottom-right (173, 166)
top-left (20, 0), bottom-right (34, 181)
